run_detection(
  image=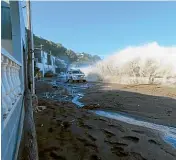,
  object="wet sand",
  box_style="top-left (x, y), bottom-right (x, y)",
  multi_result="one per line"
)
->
top-left (34, 81), bottom-right (176, 160)
top-left (81, 83), bottom-right (176, 127)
